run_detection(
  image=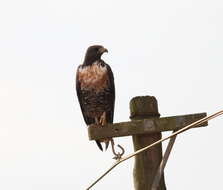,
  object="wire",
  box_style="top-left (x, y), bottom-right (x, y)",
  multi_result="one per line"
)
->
top-left (86, 110), bottom-right (223, 190)
top-left (111, 139), bottom-right (125, 160)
